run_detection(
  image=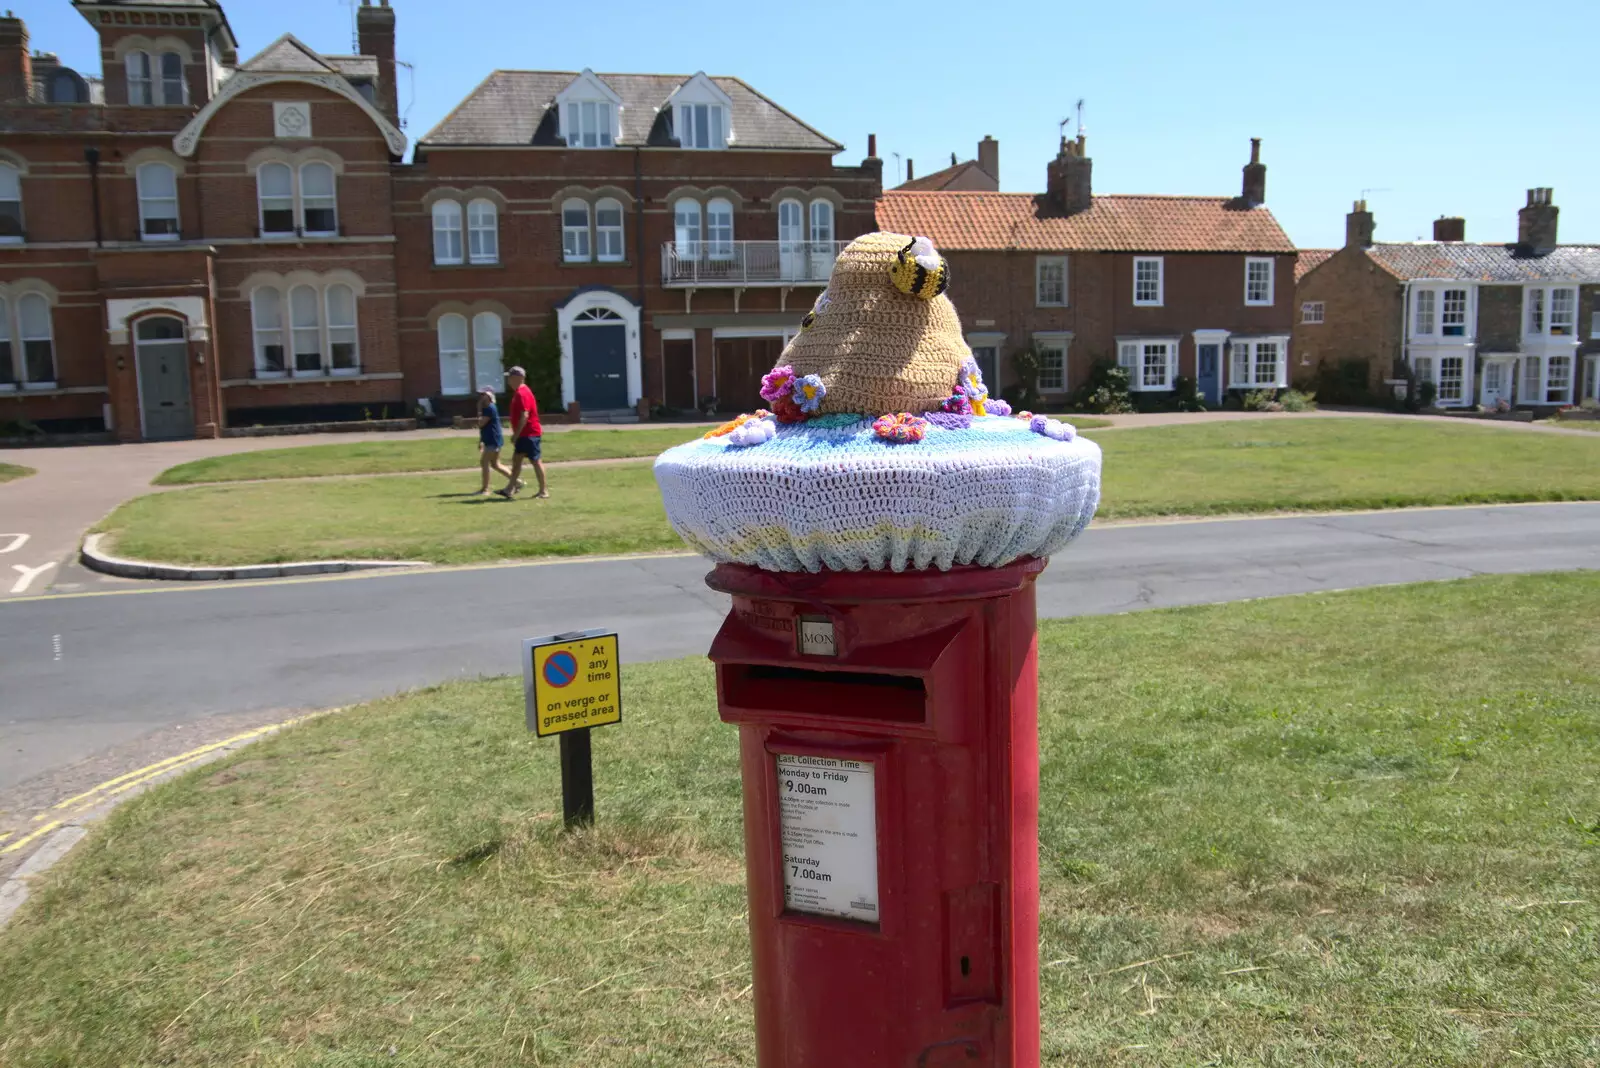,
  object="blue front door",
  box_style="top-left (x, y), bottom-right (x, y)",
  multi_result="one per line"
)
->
top-left (573, 323), bottom-right (628, 410)
top-left (1197, 344), bottom-right (1221, 406)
